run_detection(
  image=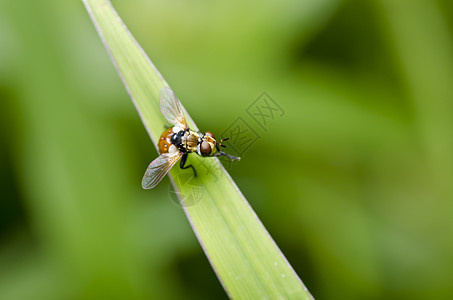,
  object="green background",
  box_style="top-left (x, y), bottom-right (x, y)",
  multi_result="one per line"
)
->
top-left (1, 0), bottom-right (453, 299)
